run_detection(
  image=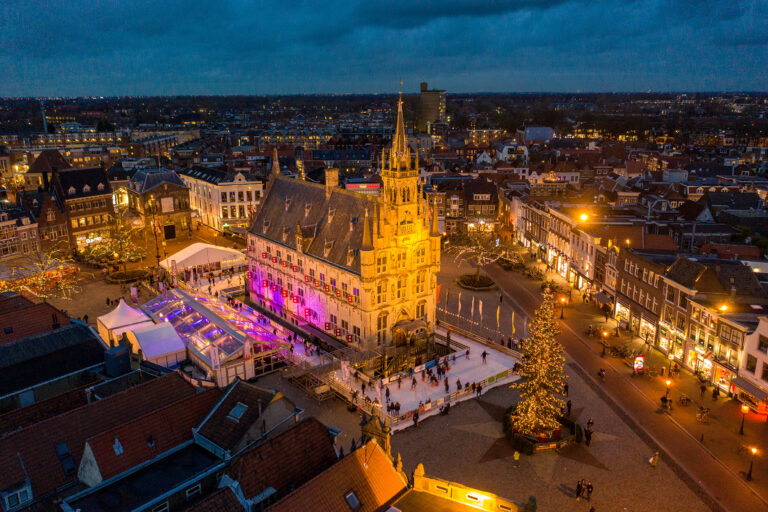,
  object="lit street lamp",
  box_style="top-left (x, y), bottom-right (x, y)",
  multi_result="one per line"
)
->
top-left (601, 330), bottom-right (609, 357)
top-left (747, 447), bottom-right (757, 481)
top-left (665, 380), bottom-right (672, 400)
top-left (560, 297), bottom-right (566, 319)
top-left (740, 404), bottom-right (749, 436)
